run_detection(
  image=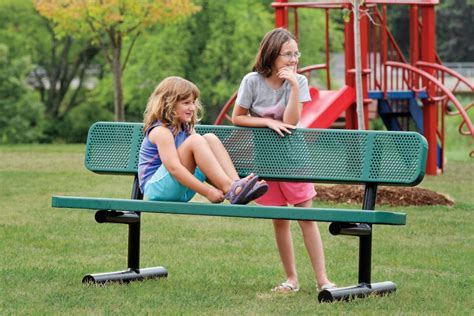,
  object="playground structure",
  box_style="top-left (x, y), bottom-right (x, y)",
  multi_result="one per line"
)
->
top-left (214, 0), bottom-right (473, 175)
